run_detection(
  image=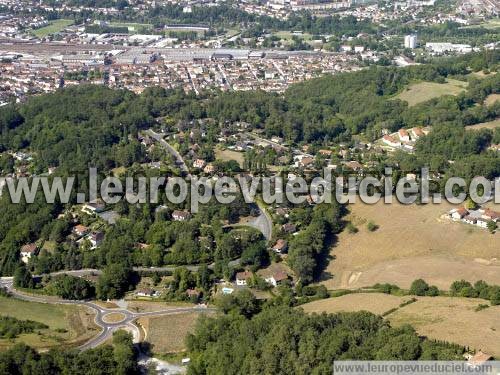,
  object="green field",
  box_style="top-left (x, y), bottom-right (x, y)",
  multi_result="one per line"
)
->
top-left (395, 79), bottom-right (468, 106)
top-left (0, 296), bottom-right (97, 350)
top-left (215, 147), bottom-right (244, 167)
top-left (273, 31), bottom-right (313, 41)
top-left (32, 19), bottom-right (74, 38)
